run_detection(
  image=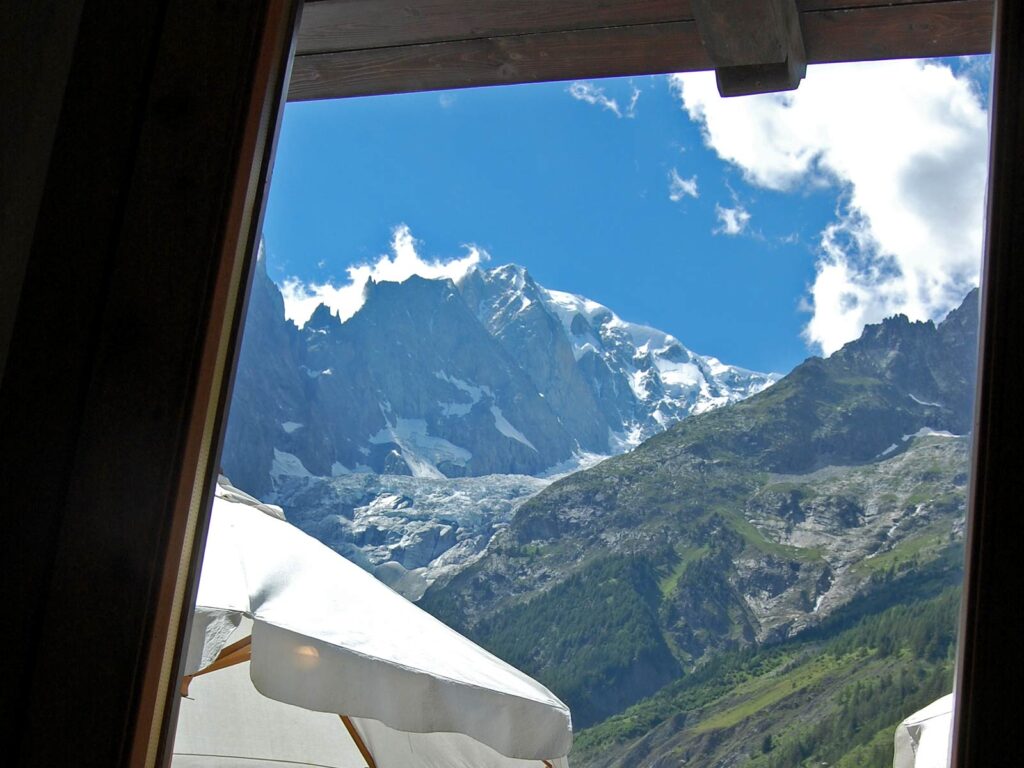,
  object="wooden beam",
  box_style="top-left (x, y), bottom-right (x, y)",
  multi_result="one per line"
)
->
top-left (289, 0), bottom-right (992, 101)
top-left (802, 0), bottom-right (993, 63)
top-left (295, 1), bottom-right (963, 57)
top-left (297, 0), bottom-right (693, 56)
top-left (291, 21), bottom-right (711, 100)
top-left (691, 0), bottom-right (807, 95)
top-left (799, 0), bottom-right (953, 9)
top-left (692, 0), bottom-right (801, 67)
